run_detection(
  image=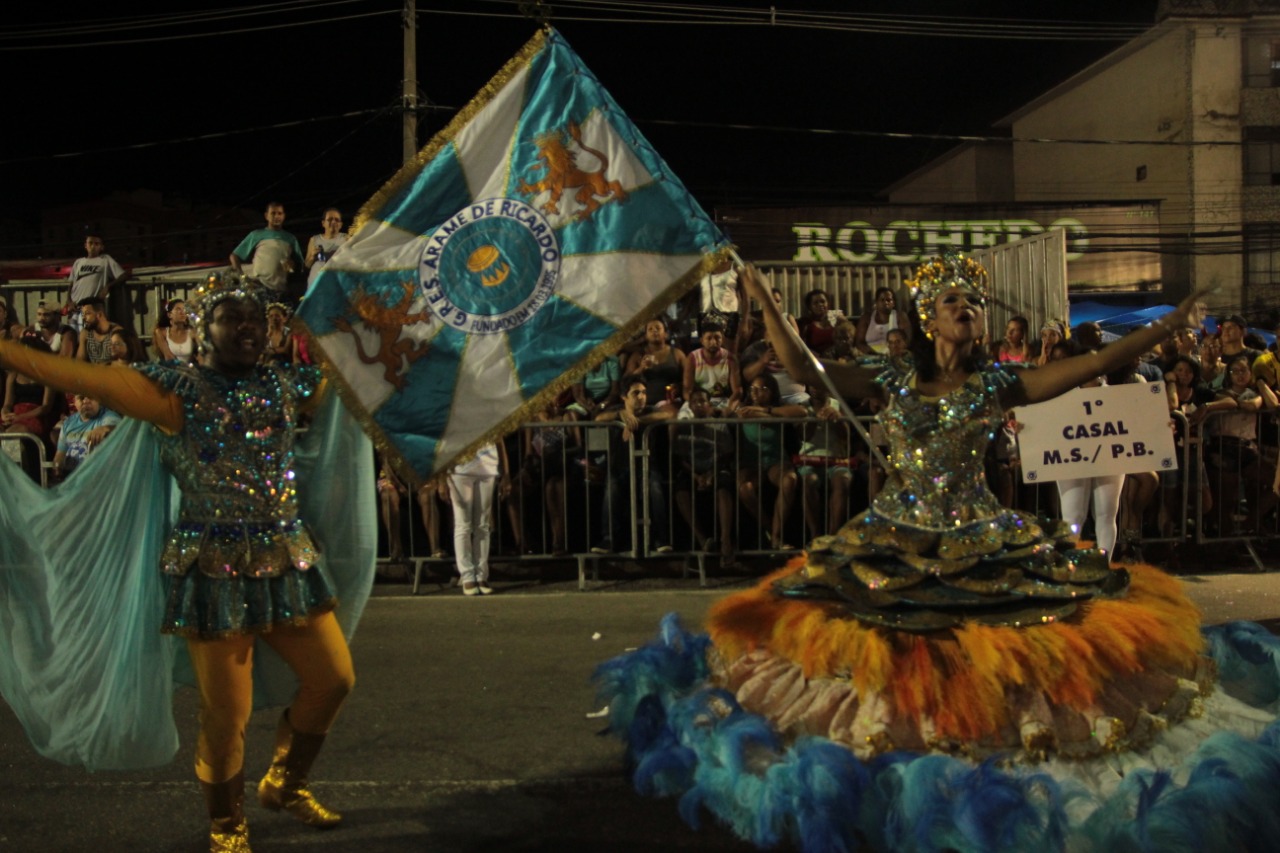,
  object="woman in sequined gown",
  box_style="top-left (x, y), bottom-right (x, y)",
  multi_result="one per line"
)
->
top-left (710, 256), bottom-right (1211, 758)
top-left (0, 277), bottom-right (357, 853)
